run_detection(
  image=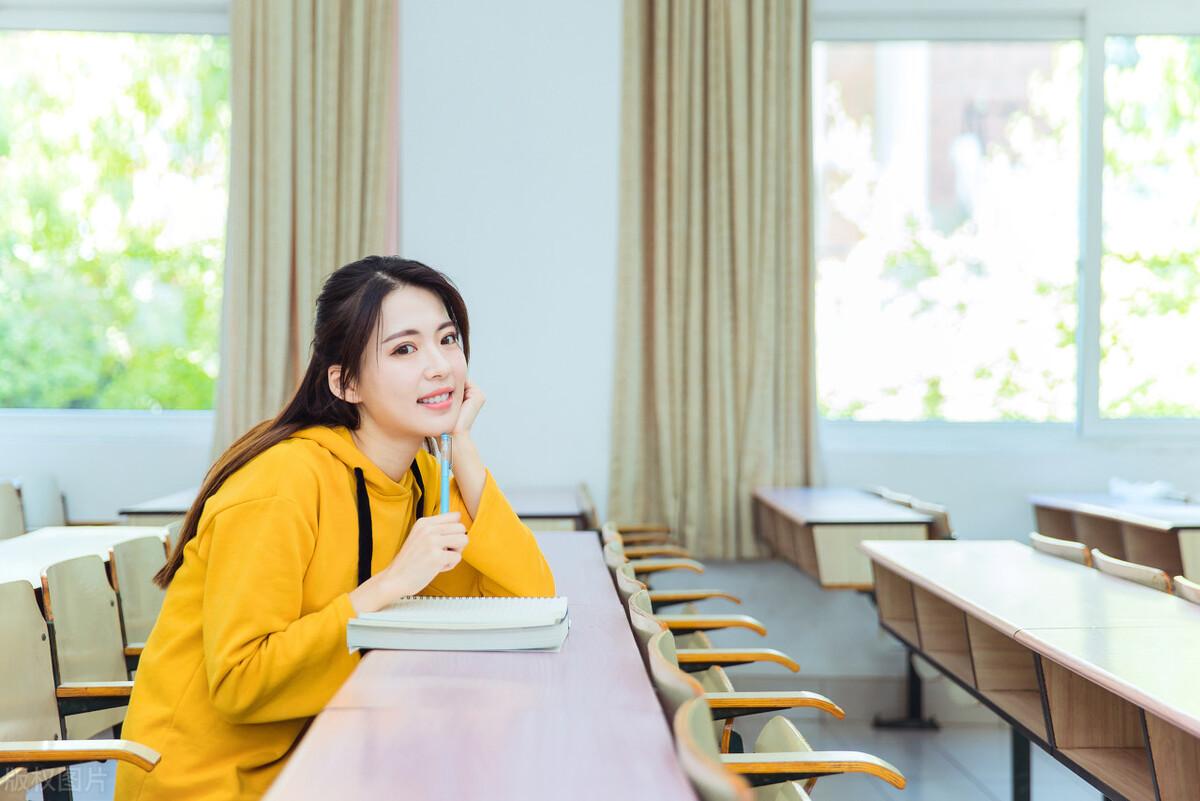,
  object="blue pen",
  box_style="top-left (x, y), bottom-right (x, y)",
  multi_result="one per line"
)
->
top-left (439, 433), bottom-right (452, 514)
